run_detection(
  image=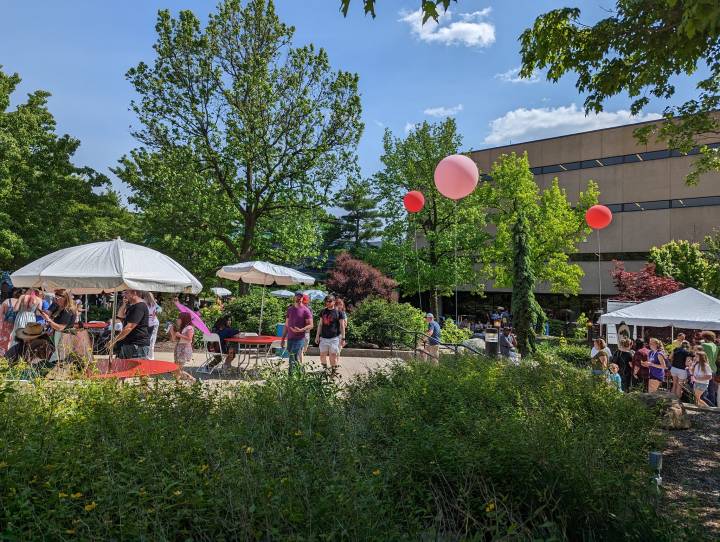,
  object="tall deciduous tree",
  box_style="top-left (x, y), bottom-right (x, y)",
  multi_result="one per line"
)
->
top-left (649, 240), bottom-right (713, 292)
top-left (482, 152), bottom-right (599, 295)
top-left (340, 0), bottom-right (454, 21)
top-left (511, 208), bottom-right (543, 356)
top-left (520, 1), bottom-right (720, 185)
top-left (326, 178), bottom-right (384, 254)
top-left (369, 119), bottom-right (489, 317)
top-left (0, 68), bottom-right (136, 268)
top-left (115, 0), bottom-right (363, 281)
